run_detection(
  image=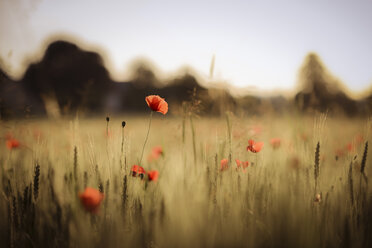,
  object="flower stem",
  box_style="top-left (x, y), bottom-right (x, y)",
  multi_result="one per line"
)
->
top-left (121, 125), bottom-right (126, 172)
top-left (190, 114), bottom-right (197, 164)
top-left (226, 112), bottom-right (232, 165)
top-left (139, 111), bottom-right (153, 165)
